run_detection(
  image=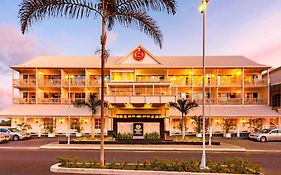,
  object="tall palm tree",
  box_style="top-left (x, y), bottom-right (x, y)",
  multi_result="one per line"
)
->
top-left (170, 99), bottom-right (198, 139)
top-left (19, 0), bottom-right (177, 167)
top-left (74, 94), bottom-right (101, 139)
